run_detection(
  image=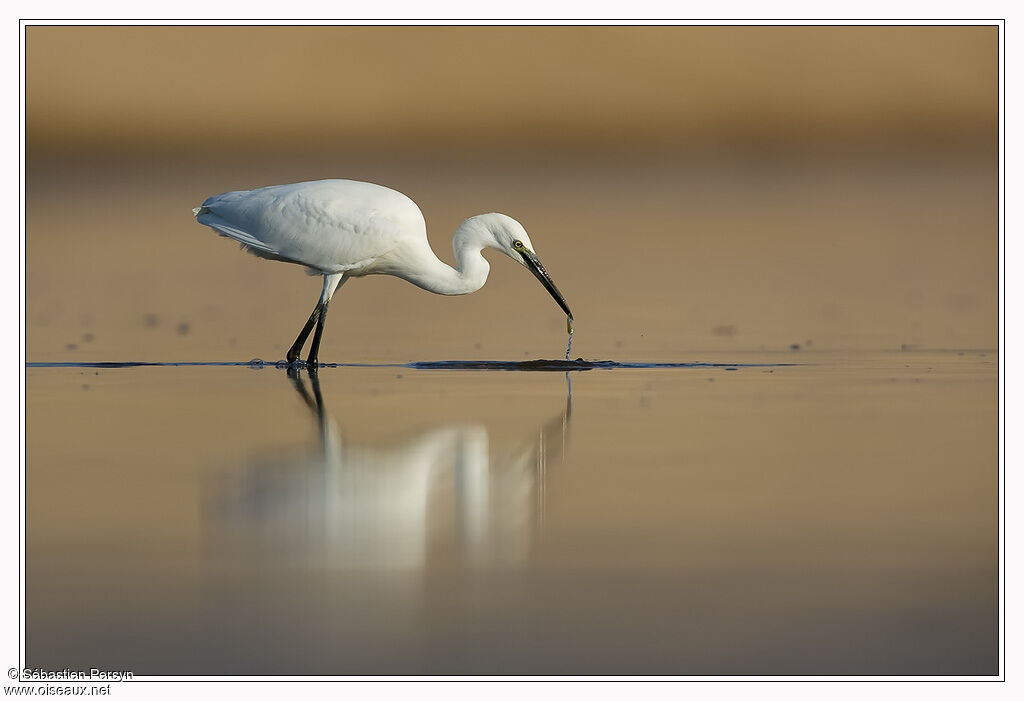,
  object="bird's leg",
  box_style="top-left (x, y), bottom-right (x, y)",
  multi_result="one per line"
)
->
top-left (306, 299), bottom-right (331, 369)
top-left (302, 273), bottom-right (345, 370)
top-left (286, 302), bottom-right (322, 365)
